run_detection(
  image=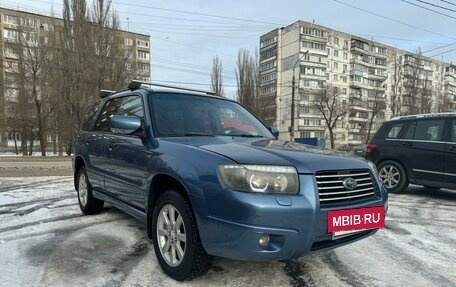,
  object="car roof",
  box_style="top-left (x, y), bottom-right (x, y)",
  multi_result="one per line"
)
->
top-left (389, 112), bottom-right (456, 121)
